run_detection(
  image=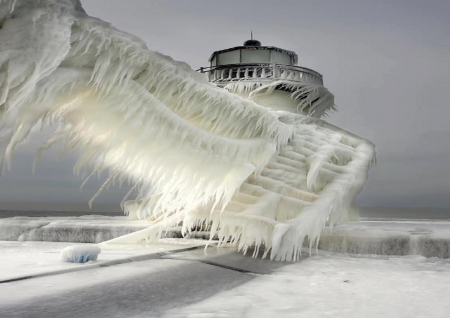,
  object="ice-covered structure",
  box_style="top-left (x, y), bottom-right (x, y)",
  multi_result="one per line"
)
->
top-left (199, 37), bottom-right (335, 117)
top-left (0, 0), bottom-right (374, 261)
